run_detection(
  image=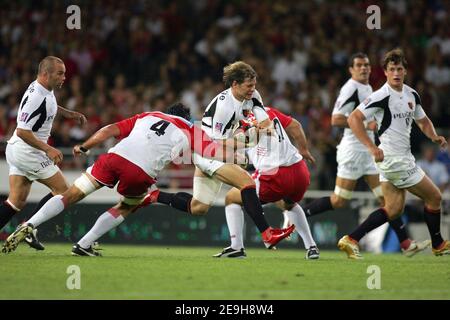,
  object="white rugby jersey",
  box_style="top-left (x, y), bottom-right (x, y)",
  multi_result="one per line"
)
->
top-left (110, 112), bottom-right (217, 178)
top-left (247, 107), bottom-right (302, 173)
top-left (332, 78), bottom-right (374, 150)
top-left (358, 82), bottom-right (426, 159)
top-left (201, 88), bottom-right (268, 140)
top-left (8, 80), bottom-right (58, 151)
